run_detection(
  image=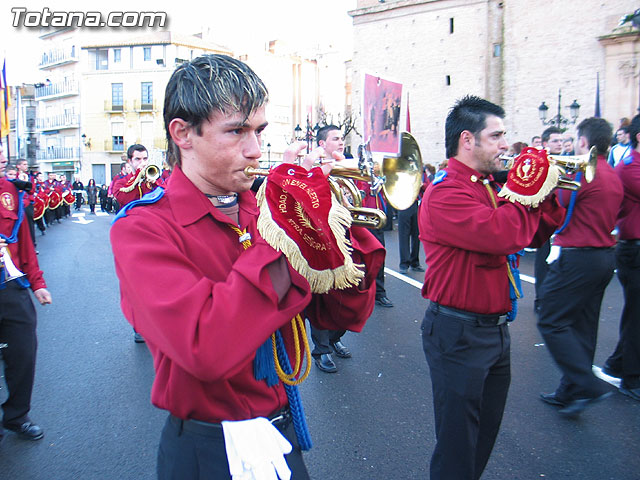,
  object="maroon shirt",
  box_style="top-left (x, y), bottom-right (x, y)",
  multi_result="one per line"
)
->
top-left (110, 166), bottom-right (384, 422)
top-left (0, 178), bottom-right (46, 290)
top-left (554, 156), bottom-right (623, 247)
top-left (418, 158), bottom-right (565, 315)
top-left (615, 149), bottom-right (640, 240)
